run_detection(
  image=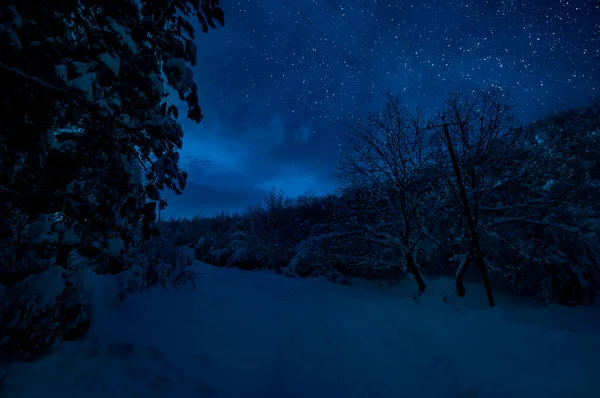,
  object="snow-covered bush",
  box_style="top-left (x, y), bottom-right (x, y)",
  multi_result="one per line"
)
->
top-left (197, 231), bottom-right (262, 270)
top-left (482, 225), bottom-right (599, 305)
top-left (221, 231), bottom-right (262, 269)
top-left (285, 226), bottom-right (400, 283)
top-left (0, 267), bottom-right (90, 361)
top-left (0, 213), bottom-right (63, 285)
top-left (195, 233), bottom-right (229, 265)
top-left (284, 237), bottom-right (324, 277)
top-left (116, 234), bottom-right (200, 302)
